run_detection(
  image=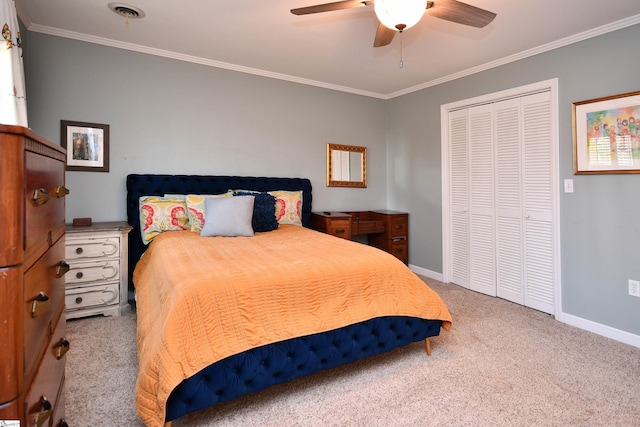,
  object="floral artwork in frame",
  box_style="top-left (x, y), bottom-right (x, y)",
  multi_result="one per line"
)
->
top-left (572, 90), bottom-right (640, 174)
top-left (61, 120), bottom-right (110, 172)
